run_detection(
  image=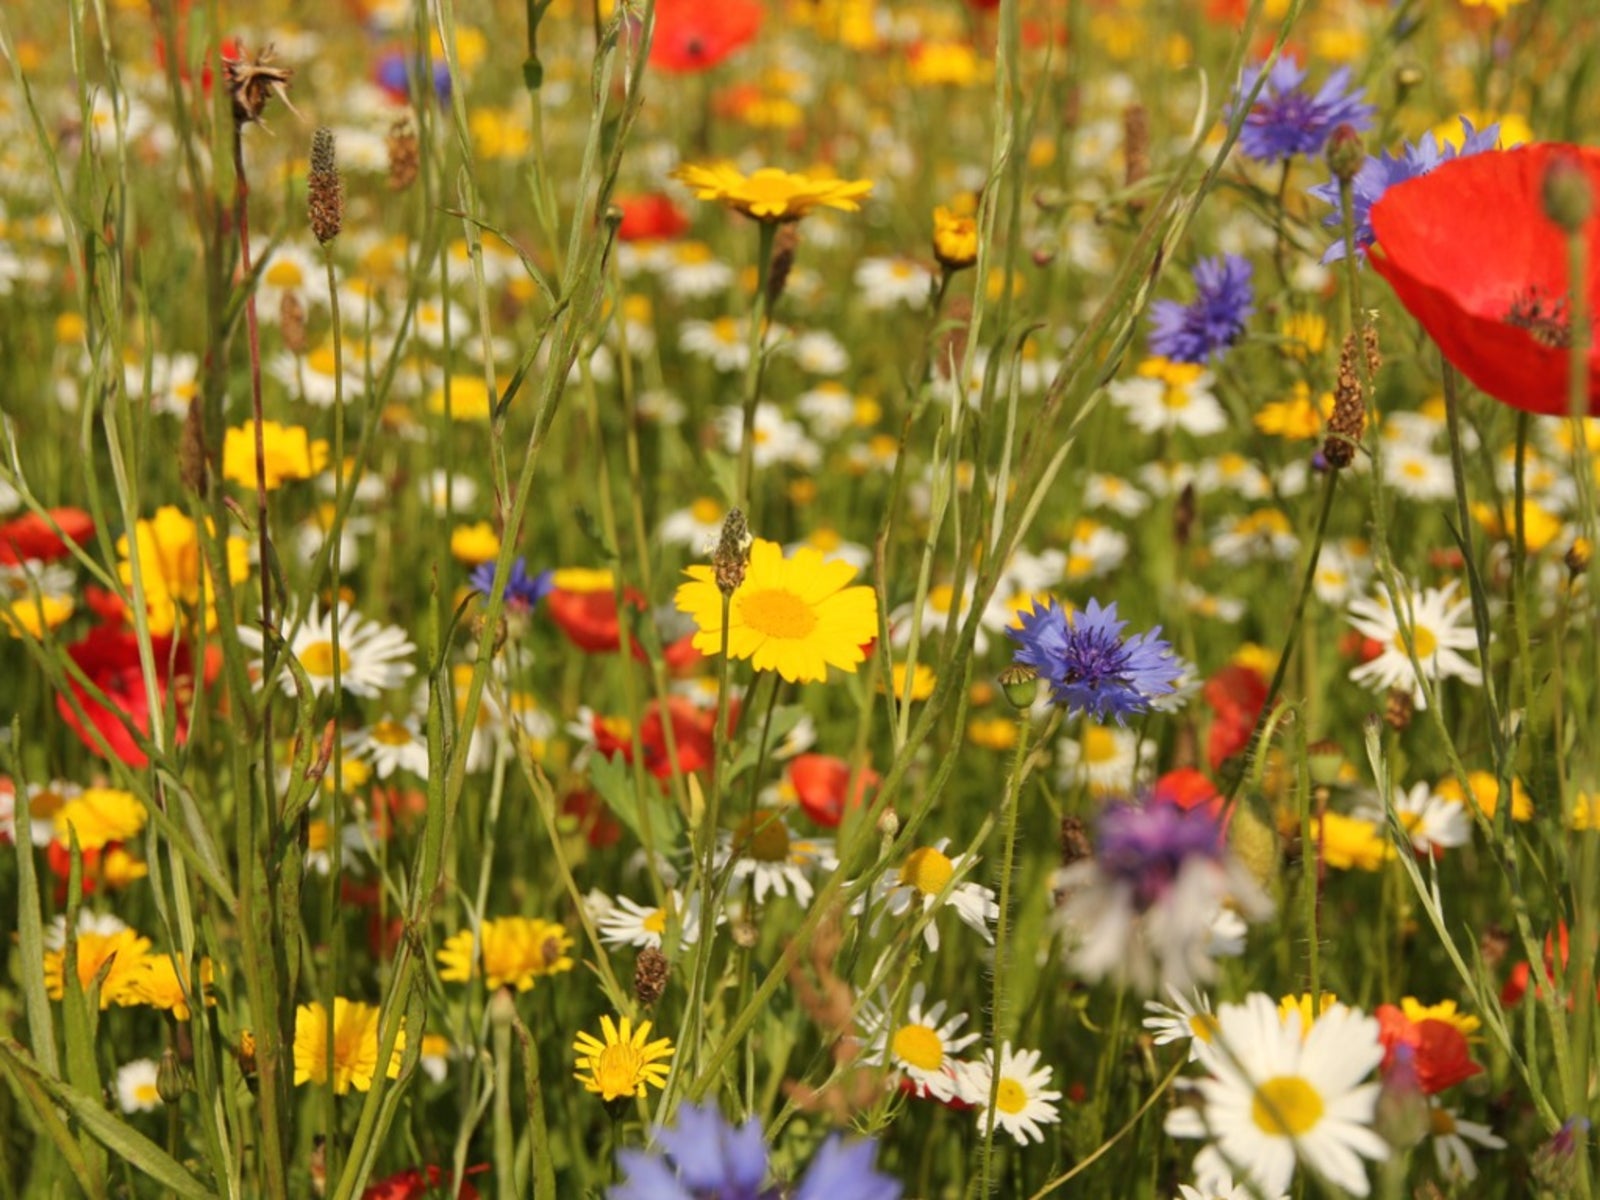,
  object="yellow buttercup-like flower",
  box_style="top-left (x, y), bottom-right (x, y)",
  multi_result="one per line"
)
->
top-left (436, 916), bottom-right (575, 991)
top-left (221, 421), bottom-right (329, 489)
top-left (675, 538), bottom-right (878, 684)
top-left (293, 998), bottom-right (403, 1095)
top-left (43, 928), bottom-right (152, 1008)
top-left (134, 954), bottom-right (215, 1020)
top-left (117, 506), bottom-right (250, 637)
top-left (1, 594), bottom-right (74, 638)
top-left (52, 787), bottom-right (148, 851)
top-left (572, 1014), bottom-right (674, 1101)
top-left (673, 162), bottom-right (874, 223)
top-left (932, 205), bottom-right (979, 270)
